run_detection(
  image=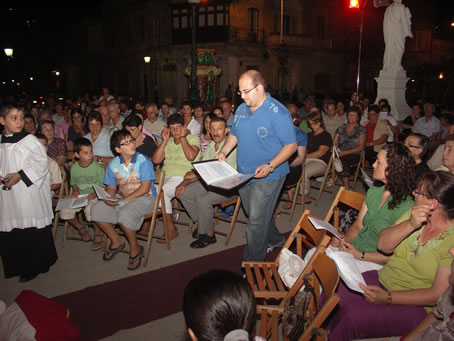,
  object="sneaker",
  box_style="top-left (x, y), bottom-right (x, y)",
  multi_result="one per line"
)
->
top-left (190, 234), bottom-right (217, 249)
